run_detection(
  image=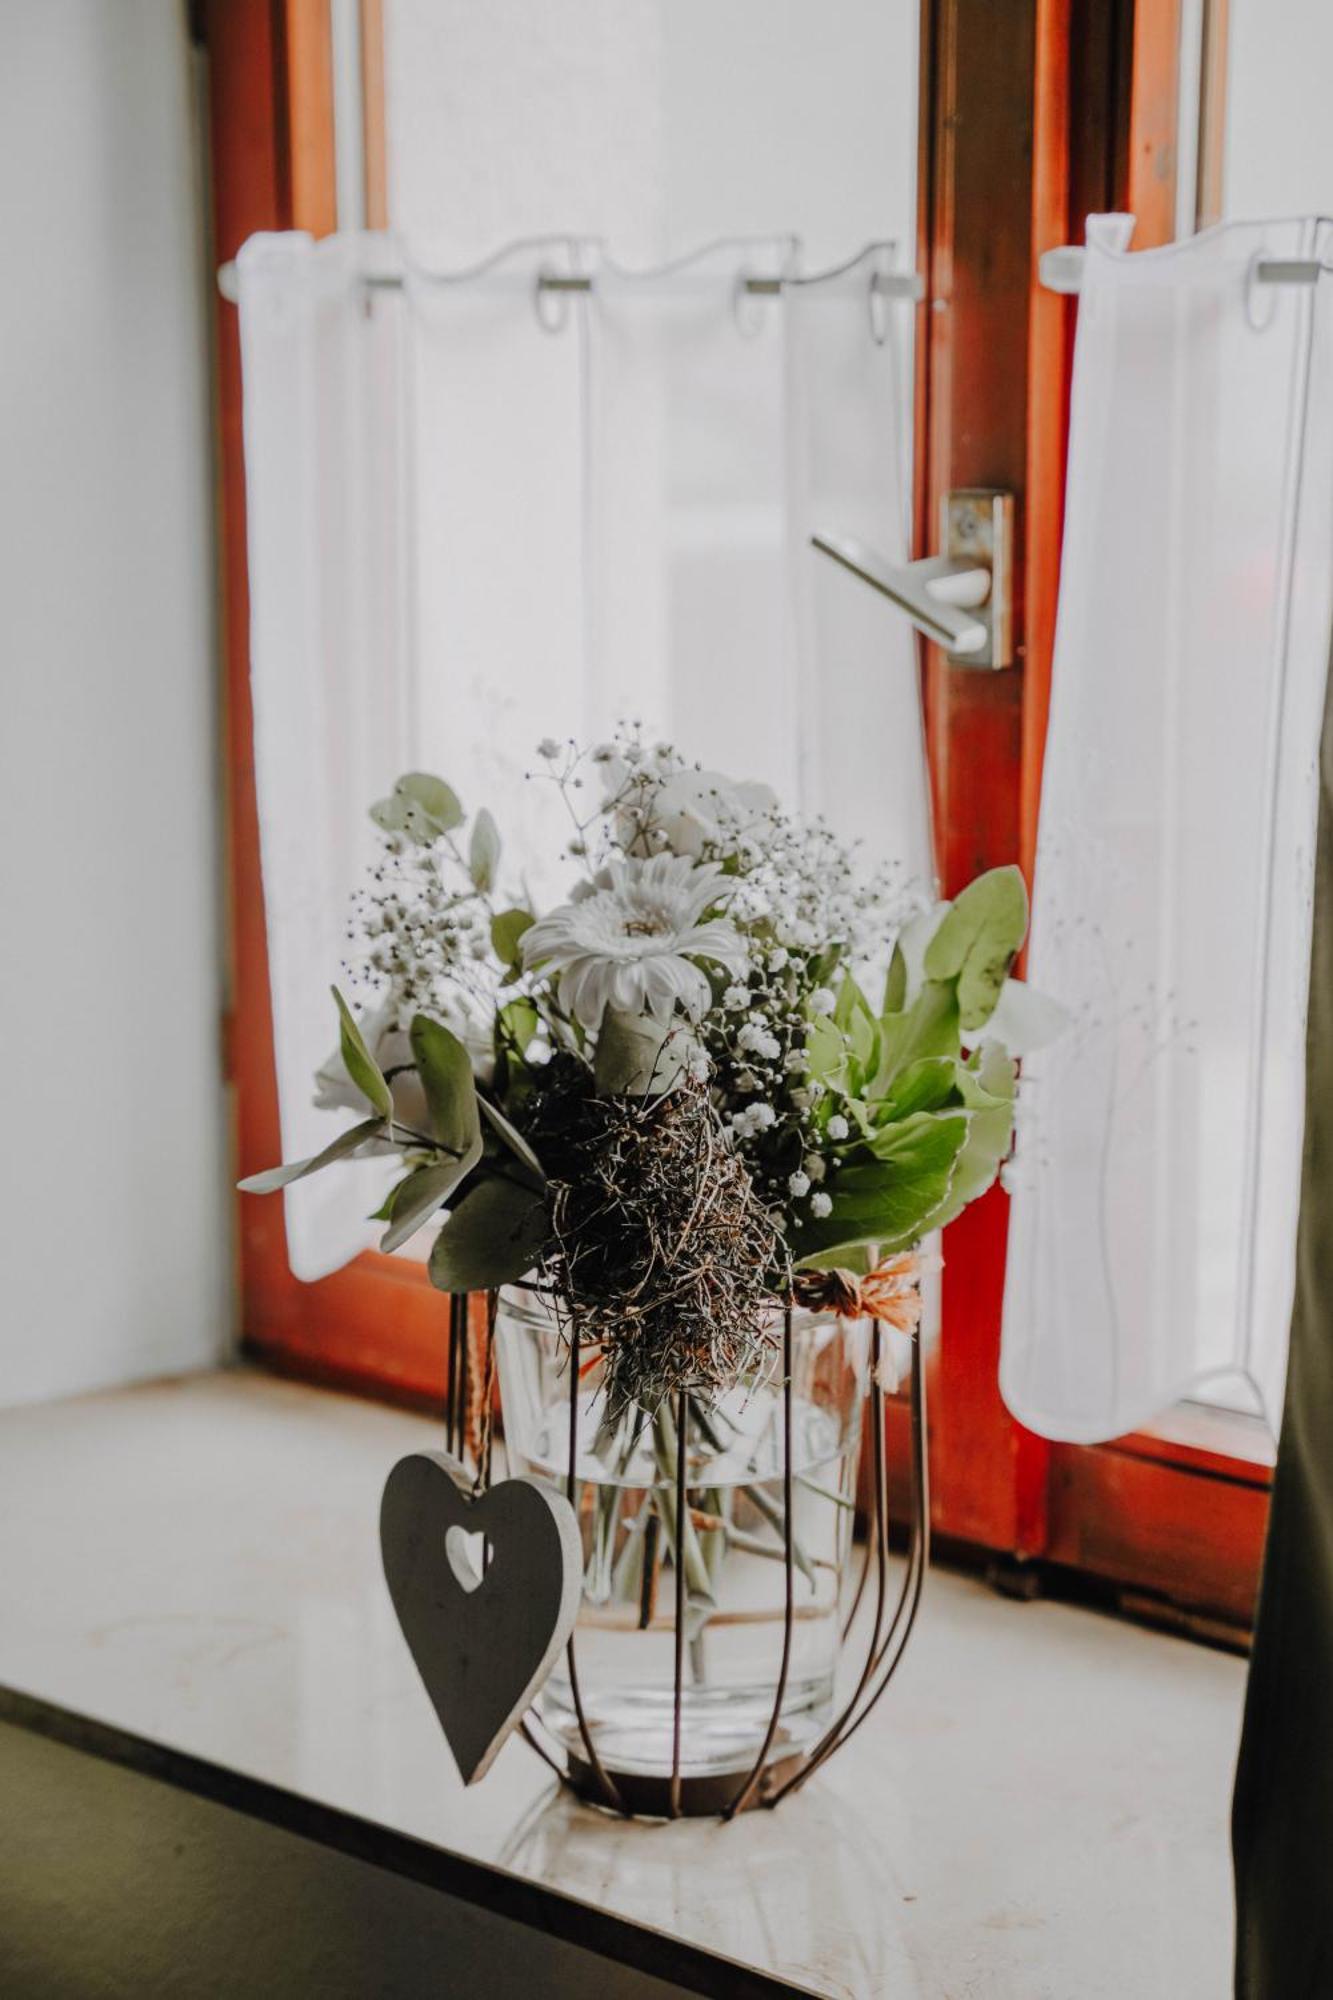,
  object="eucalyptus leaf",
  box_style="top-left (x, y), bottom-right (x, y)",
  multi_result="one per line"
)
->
top-left (428, 1175), bottom-right (550, 1291)
top-left (923, 865), bottom-right (1029, 1032)
top-left (477, 1095), bottom-right (545, 1183)
top-left (238, 1115), bottom-right (384, 1195)
top-left (593, 1010), bottom-right (687, 1096)
top-left (469, 808), bottom-right (501, 892)
top-left (792, 1110), bottom-right (970, 1266)
top-left (379, 1153), bottom-right (479, 1255)
top-left (409, 1015), bottom-right (481, 1155)
top-left (398, 771), bottom-right (464, 829)
top-left (332, 987), bottom-right (393, 1119)
top-left (370, 772), bottom-right (464, 843)
top-left (490, 908), bottom-right (535, 969)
